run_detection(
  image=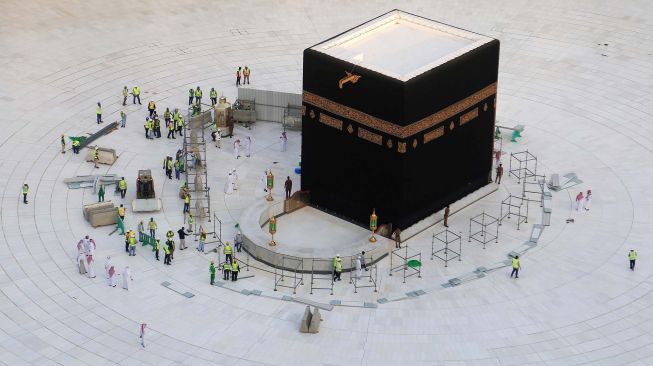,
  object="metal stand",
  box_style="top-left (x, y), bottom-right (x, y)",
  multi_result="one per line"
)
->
top-left (499, 194), bottom-right (529, 230)
top-left (309, 258), bottom-right (334, 295)
top-left (389, 246), bottom-right (422, 283)
top-left (468, 212), bottom-right (499, 249)
top-left (274, 256), bottom-right (303, 294)
top-left (431, 229), bottom-right (462, 267)
top-left (522, 173), bottom-right (546, 208)
top-left (349, 255), bottom-right (377, 293)
top-left (508, 150), bottom-right (538, 183)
